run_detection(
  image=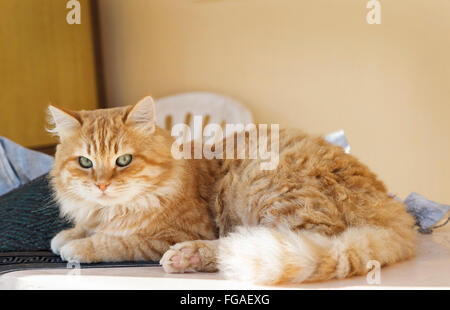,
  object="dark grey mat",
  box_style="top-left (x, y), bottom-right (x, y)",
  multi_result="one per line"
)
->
top-left (0, 251), bottom-right (159, 275)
